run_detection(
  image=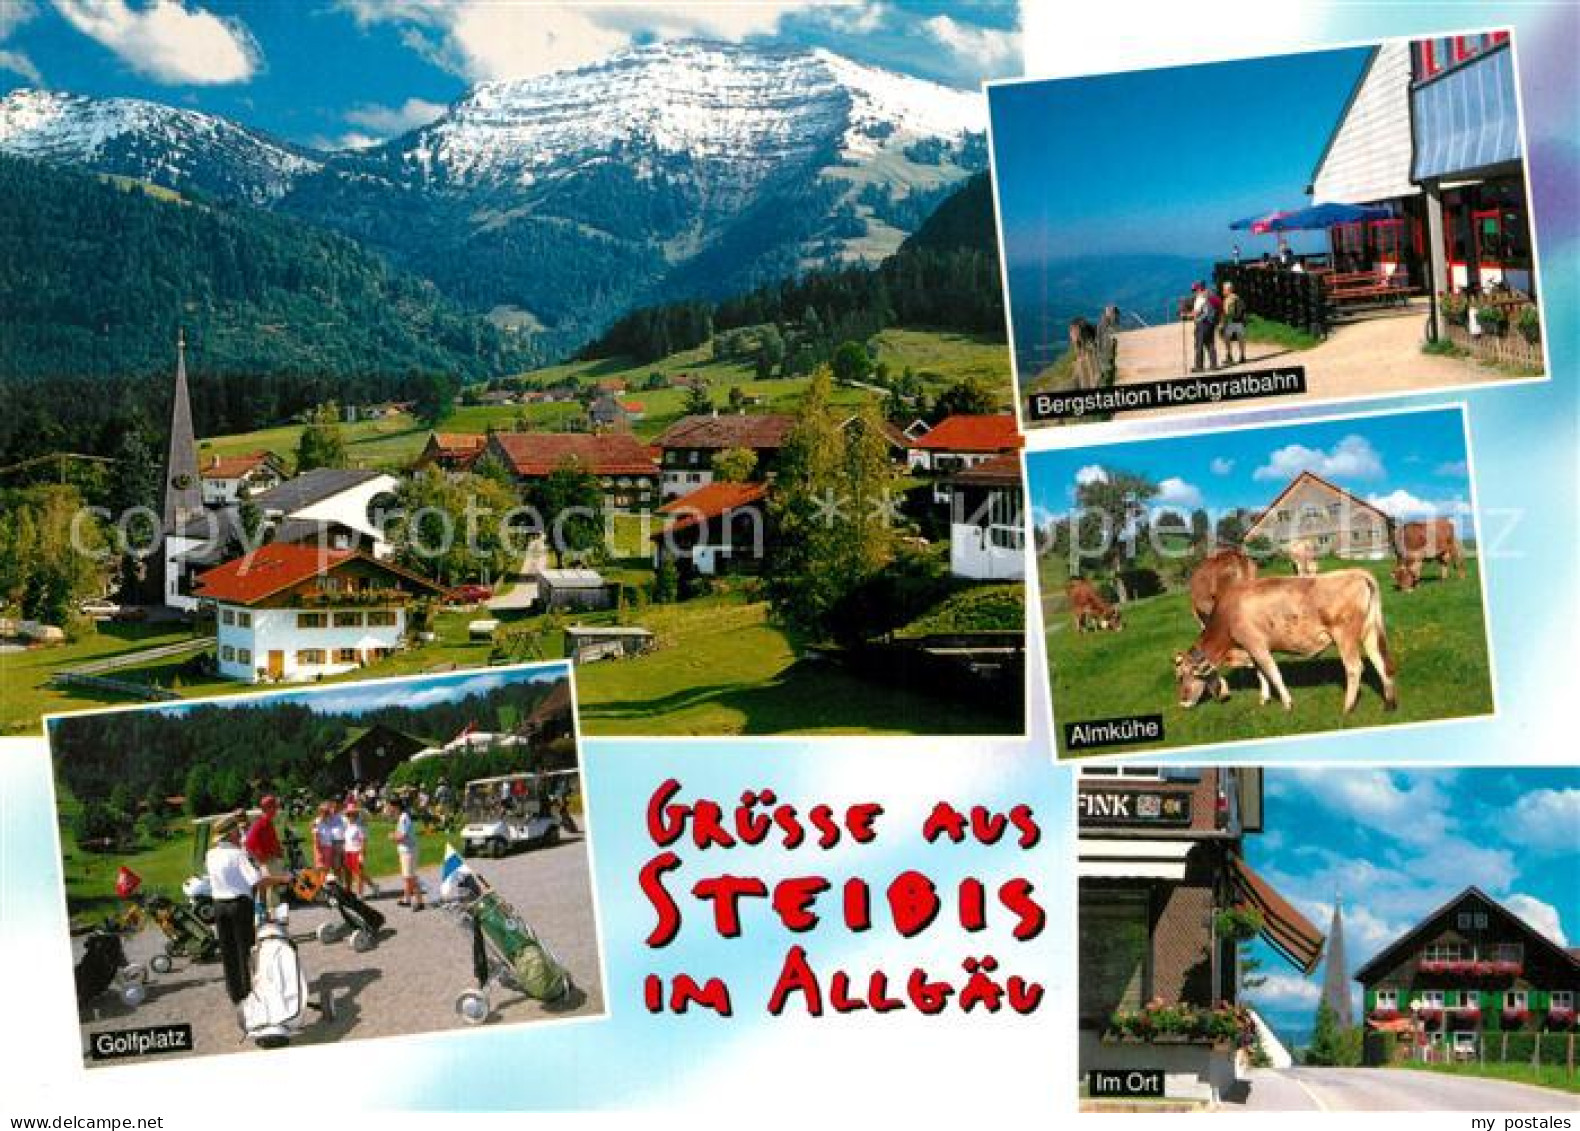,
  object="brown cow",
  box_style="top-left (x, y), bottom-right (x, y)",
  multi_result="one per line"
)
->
top-left (1285, 538), bottom-right (1319, 577)
top-left (1172, 569), bottom-right (1397, 714)
top-left (1188, 547), bottom-right (1259, 625)
top-left (1392, 518), bottom-right (1465, 591)
top-left (1067, 578), bottom-right (1123, 633)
